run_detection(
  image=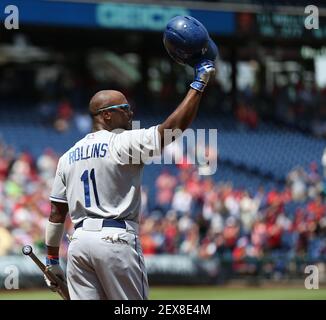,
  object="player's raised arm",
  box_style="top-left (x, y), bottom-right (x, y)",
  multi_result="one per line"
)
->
top-left (159, 15), bottom-right (218, 148)
top-left (158, 60), bottom-right (215, 147)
